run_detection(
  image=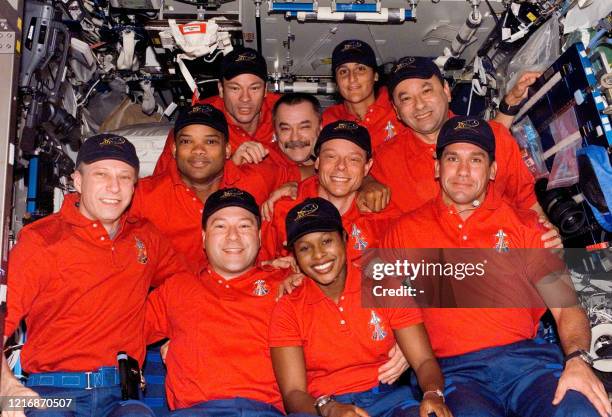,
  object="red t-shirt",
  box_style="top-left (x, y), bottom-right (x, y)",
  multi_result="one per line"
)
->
top-left (145, 266), bottom-right (289, 410)
top-left (269, 263), bottom-right (422, 397)
top-left (154, 94), bottom-right (280, 175)
top-left (372, 117), bottom-right (537, 214)
top-left (130, 162), bottom-right (271, 273)
top-left (322, 88), bottom-right (406, 151)
top-left (382, 190), bottom-right (552, 357)
top-left (5, 193), bottom-right (185, 372)
top-left (260, 176), bottom-right (399, 262)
